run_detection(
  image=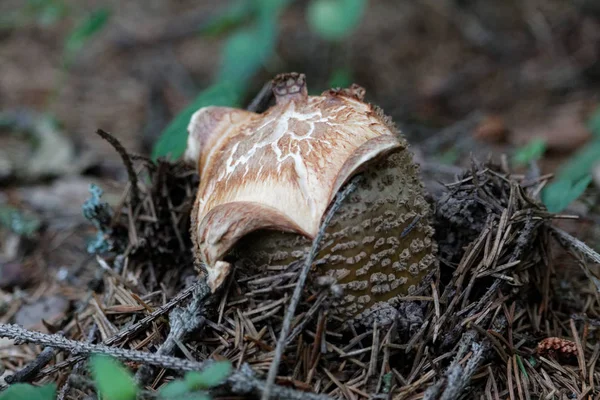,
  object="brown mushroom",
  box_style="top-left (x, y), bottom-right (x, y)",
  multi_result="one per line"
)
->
top-left (185, 73), bottom-right (437, 325)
